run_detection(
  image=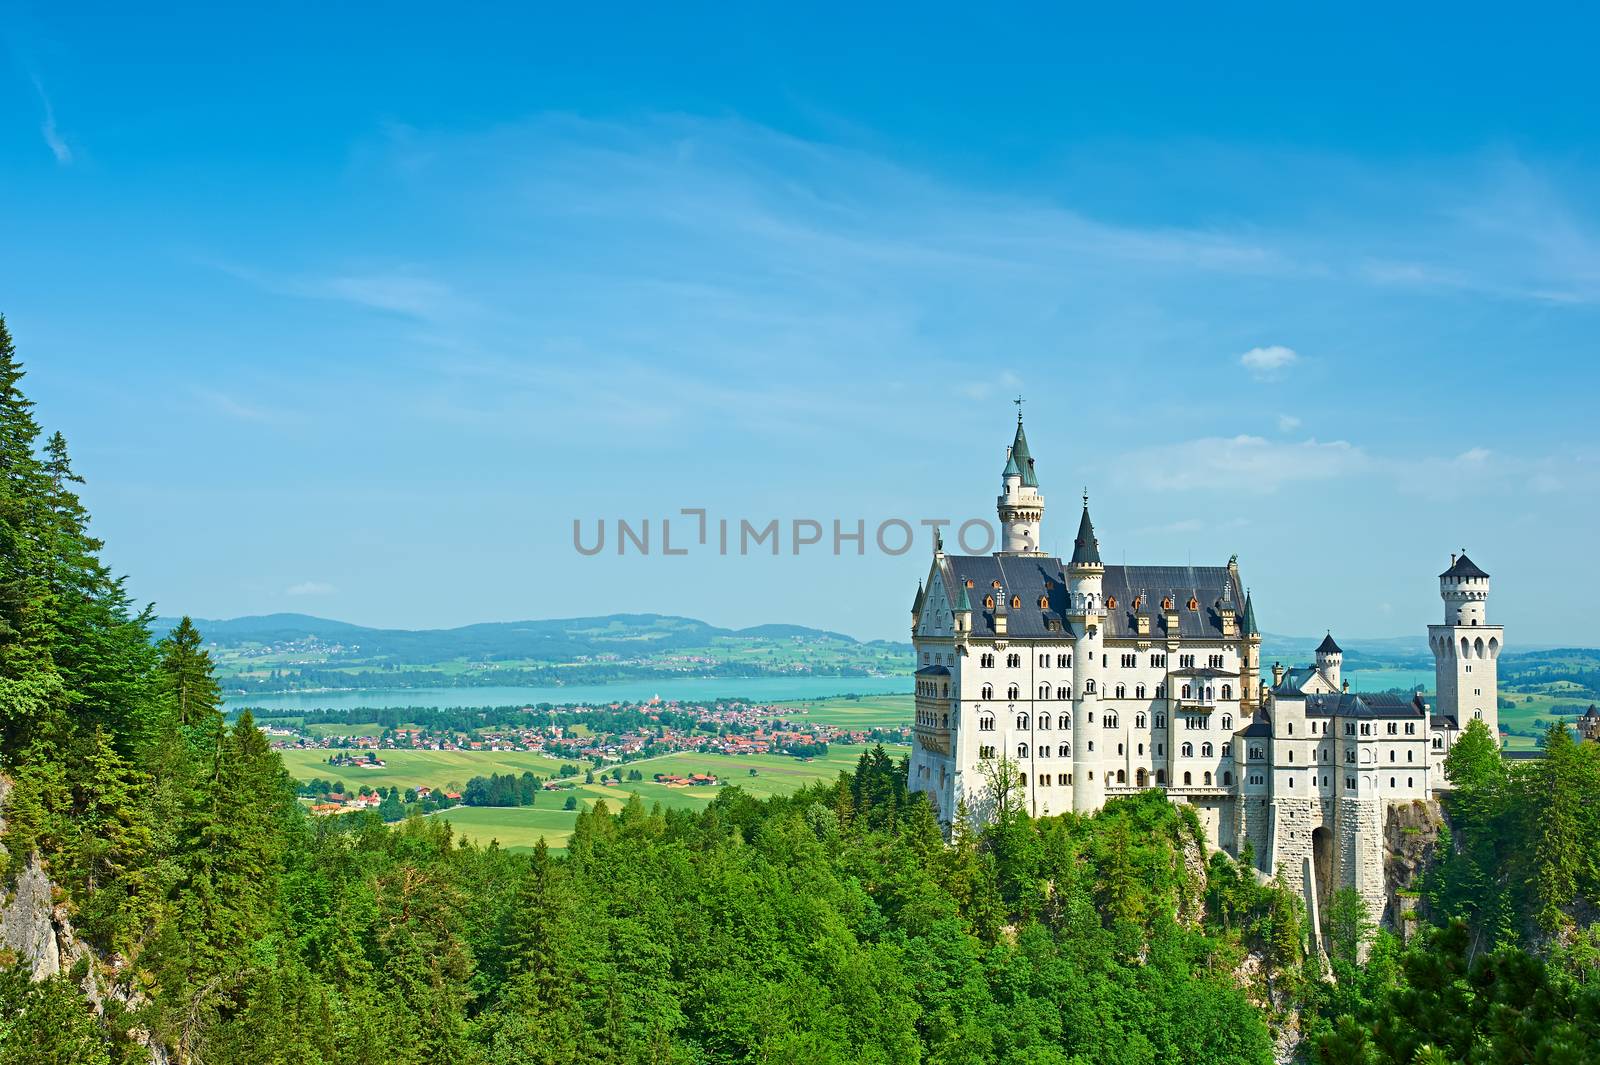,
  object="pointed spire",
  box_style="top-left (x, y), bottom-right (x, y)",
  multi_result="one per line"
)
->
top-left (1316, 632), bottom-right (1342, 655)
top-left (1070, 501), bottom-right (1101, 566)
top-left (912, 580), bottom-right (925, 615)
top-left (955, 583), bottom-right (972, 613)
top-left (1002, 449), bottom-right (1021, 479)
top-left (1009, 417), bottom-right (1038, 488)
top-left (1241, 590), bottom-right (1259, 638)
